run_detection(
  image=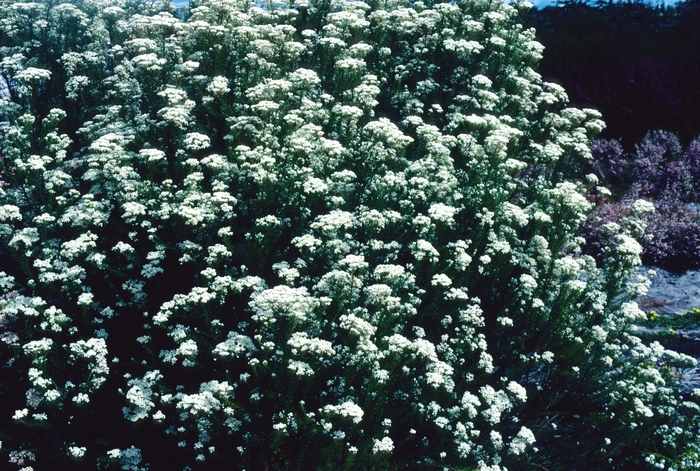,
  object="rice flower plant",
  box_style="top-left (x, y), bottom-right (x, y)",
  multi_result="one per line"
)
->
top-left (0, 0), bottom-right (696, 470)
